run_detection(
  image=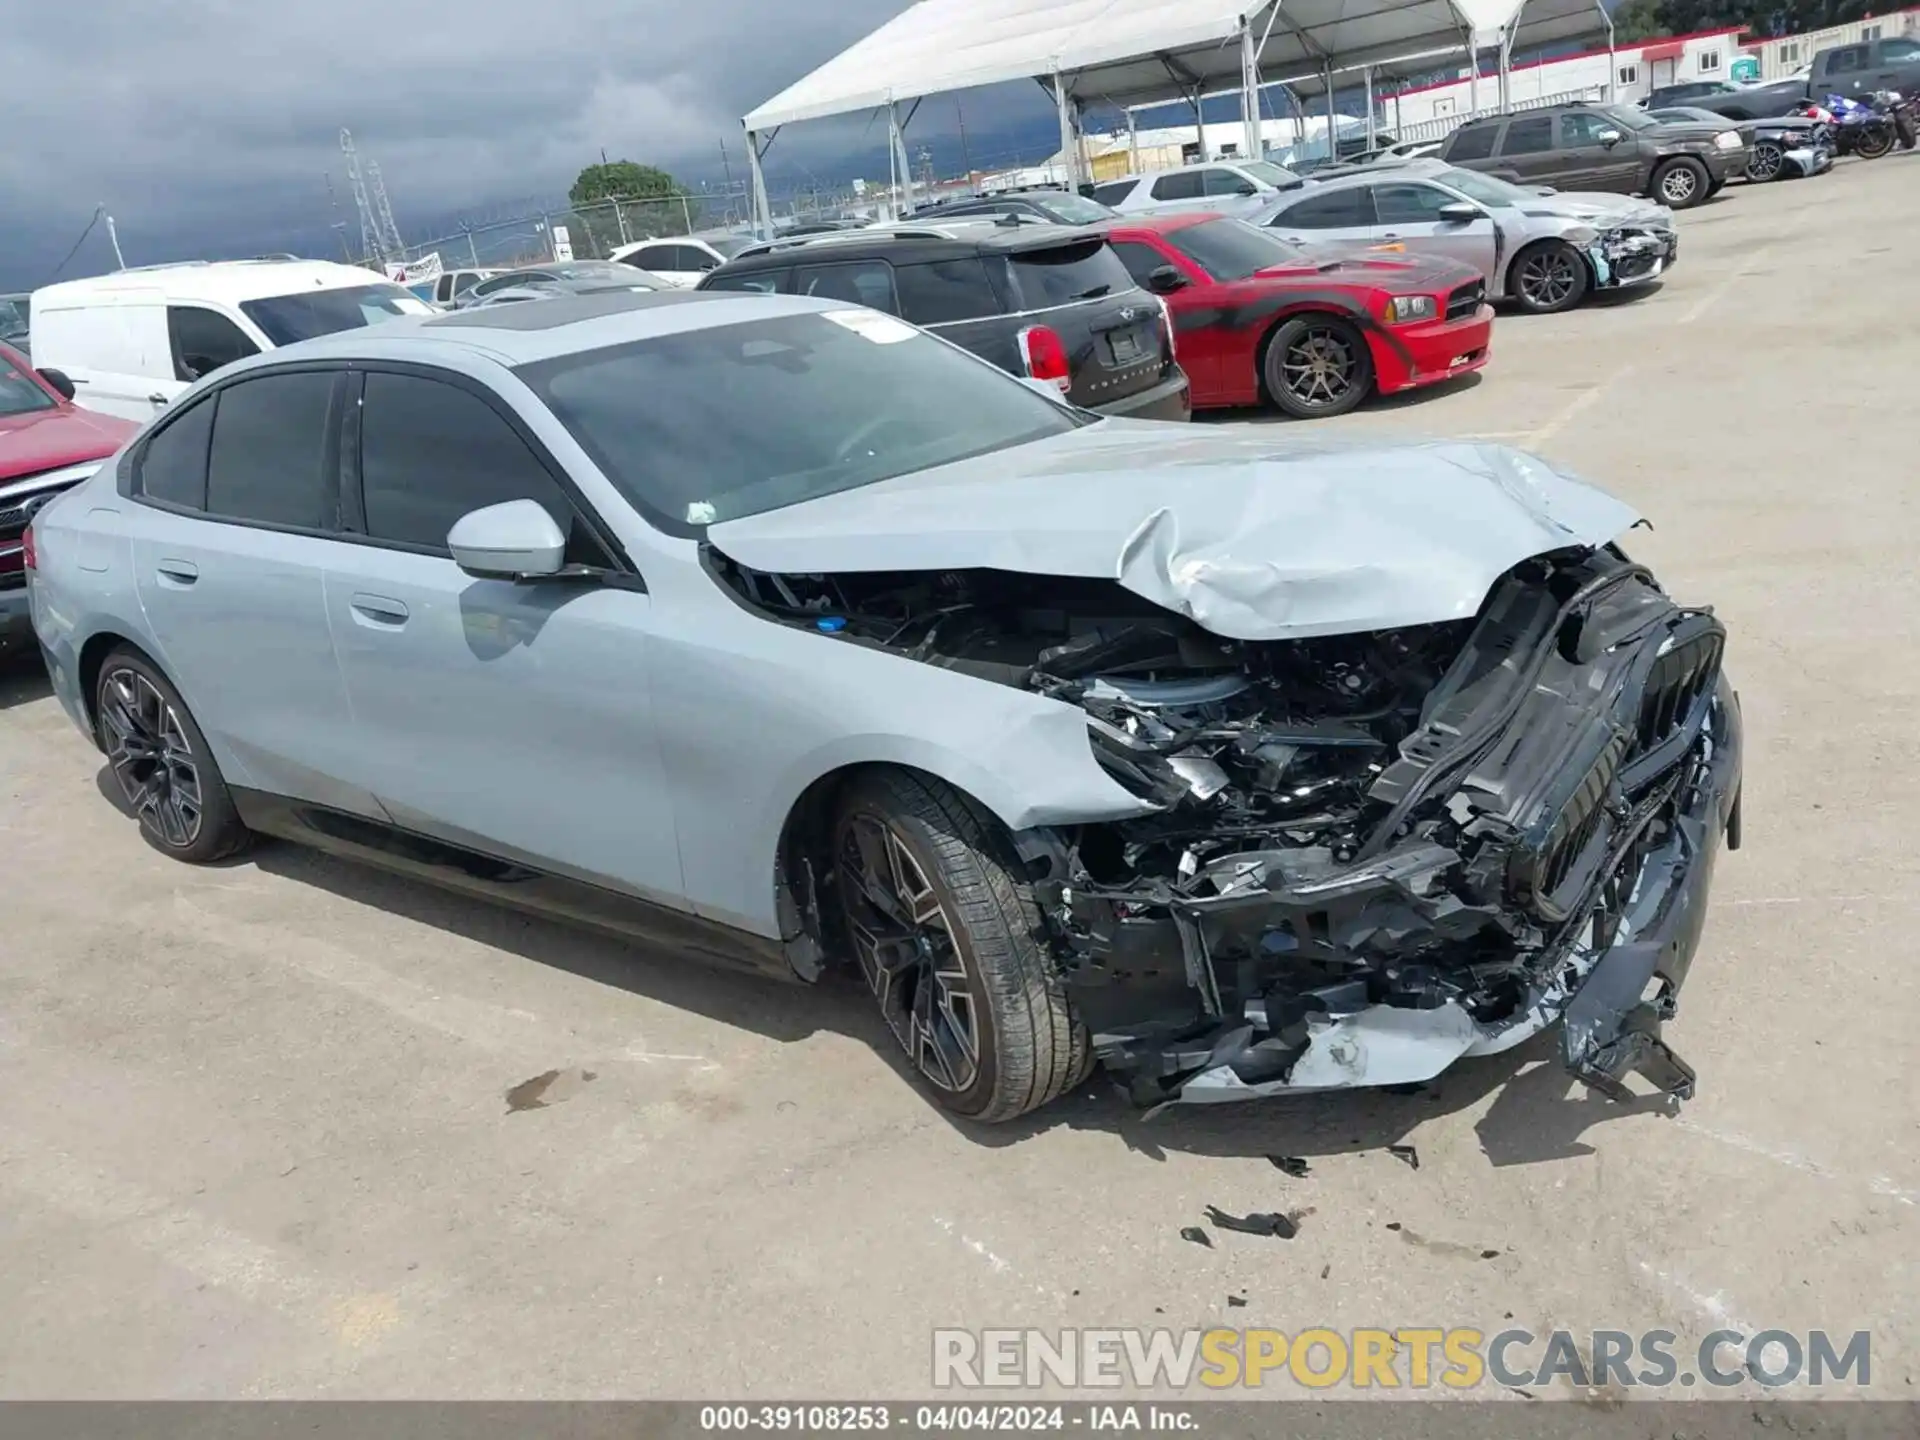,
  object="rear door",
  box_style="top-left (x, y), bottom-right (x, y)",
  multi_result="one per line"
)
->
top-left (1262, 185), bottom-right (1376, 247)
top-left (1370, 181), bottom-right (1498, 279)
top-left (1000, 238), bottom-right (1172, 410)
top-left (1142, 169), bottom-right (1206, 214)
top-left (124, 366), bottom-right (368, 810)
top-left (31, 297), bottom-right (174, 422)
top-left (622, 242), bottom-right (702, 287)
